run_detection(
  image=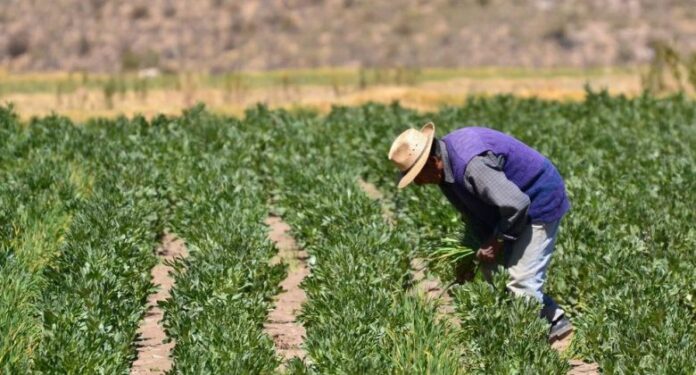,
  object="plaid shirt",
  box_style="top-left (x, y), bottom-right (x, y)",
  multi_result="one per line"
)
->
top-left (438, 139), bottom-right (530, 241)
